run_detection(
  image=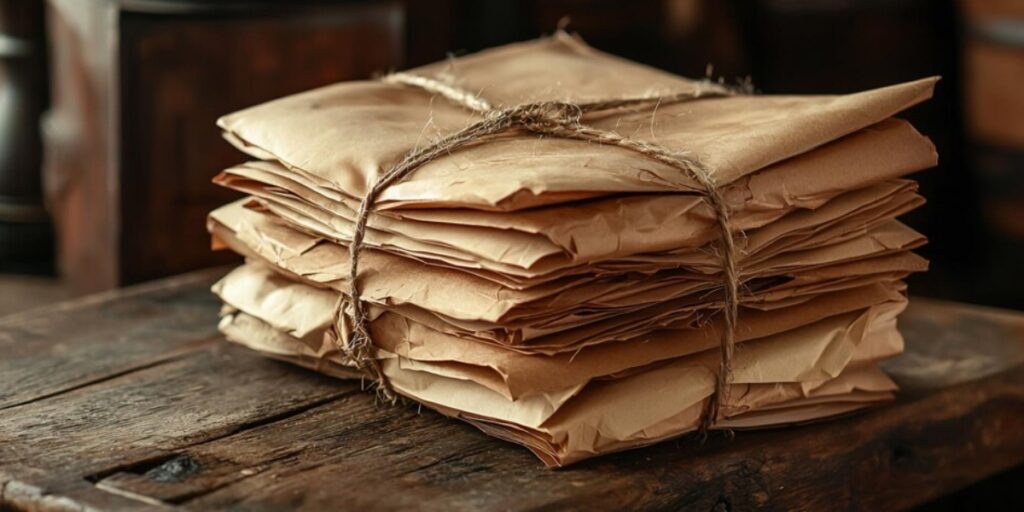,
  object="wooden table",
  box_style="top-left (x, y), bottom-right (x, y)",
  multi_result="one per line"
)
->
top-left (2, 268), bottom-right (1024, 511)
